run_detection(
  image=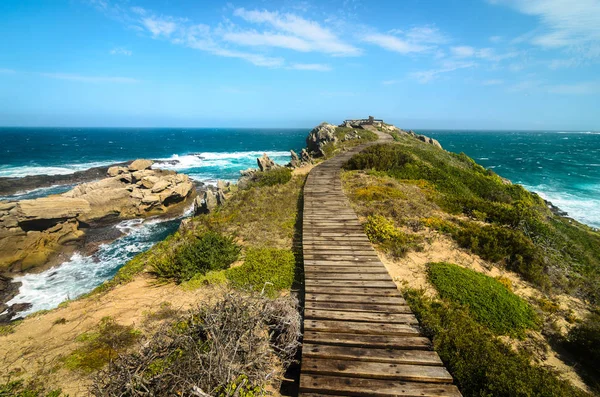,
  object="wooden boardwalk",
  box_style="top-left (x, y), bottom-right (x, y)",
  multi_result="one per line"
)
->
top-left (299, 132), bottom-right (461, 397)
